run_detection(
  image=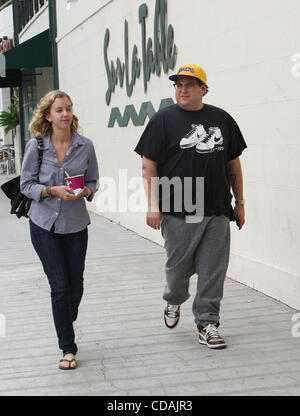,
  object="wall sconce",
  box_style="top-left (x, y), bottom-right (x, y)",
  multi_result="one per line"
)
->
top-left (66, 0), bottom-right (78, 11)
